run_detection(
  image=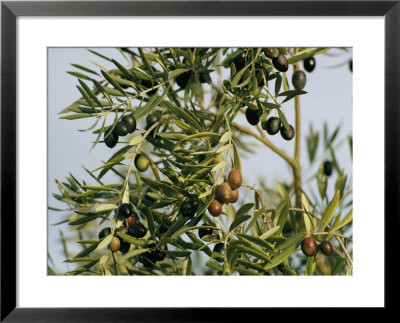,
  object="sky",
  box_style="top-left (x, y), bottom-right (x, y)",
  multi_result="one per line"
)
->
top-left (48, 47), bottom-right (352, 273)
